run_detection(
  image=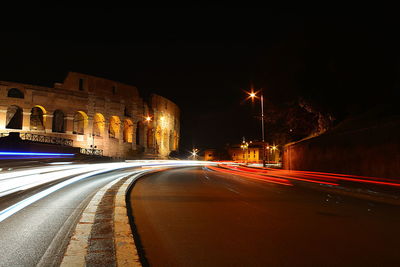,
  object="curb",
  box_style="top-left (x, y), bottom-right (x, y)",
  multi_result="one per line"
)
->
top-left (60, 176), bottom-right (123, 266)
top-left (114, 175), bottom-right (141, 267)
top-left (60, 172), bottom-right (145, 266)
